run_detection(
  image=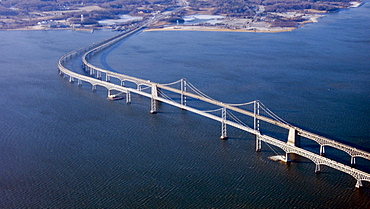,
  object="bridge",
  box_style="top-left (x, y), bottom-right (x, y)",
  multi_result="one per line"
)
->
top-left (57, 8), bottom-right (370, 189)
